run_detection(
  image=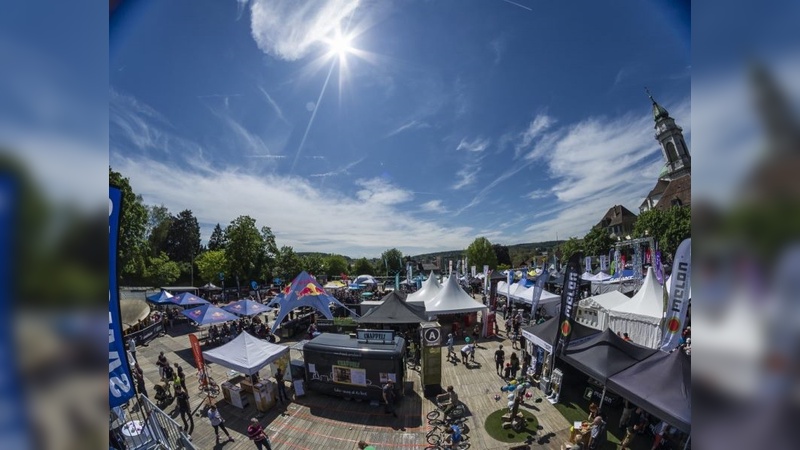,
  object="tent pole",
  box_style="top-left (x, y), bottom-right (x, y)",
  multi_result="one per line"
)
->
top-left (598, 385), bottom-right (607, 411)
top-left (682, 435), bottom-right (690, 450)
